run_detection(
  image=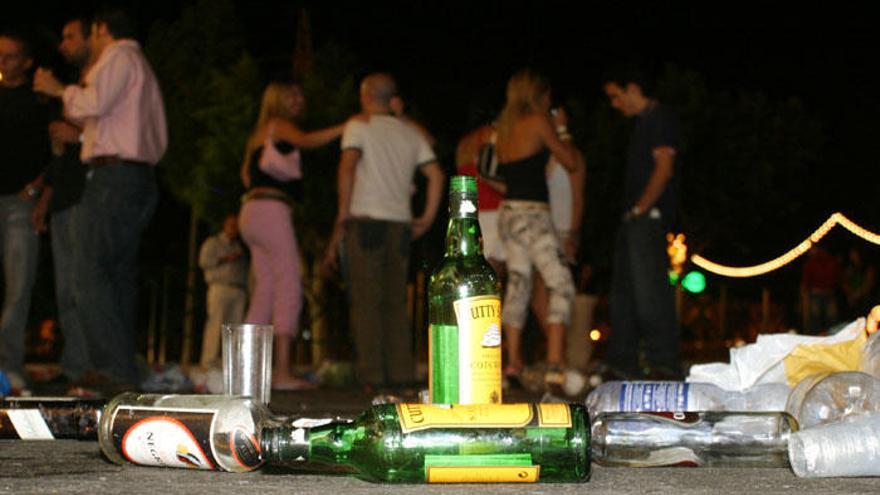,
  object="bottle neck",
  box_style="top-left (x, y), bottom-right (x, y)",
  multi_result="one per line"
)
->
top-left (445, 192), bottom-right (482, 258)
top-left (261, 422), bottom-right (356, 464)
